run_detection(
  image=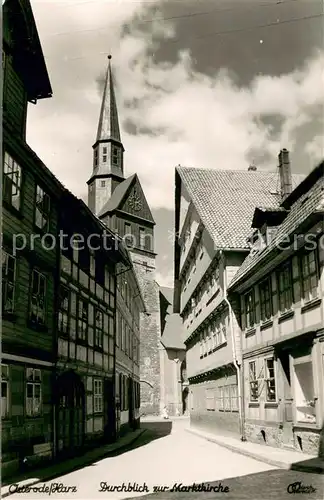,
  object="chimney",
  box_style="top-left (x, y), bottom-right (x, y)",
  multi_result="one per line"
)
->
top-left (248, 165), bottom-right (257, 171)
top-left (278, 148), bottom-right (292, 199)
